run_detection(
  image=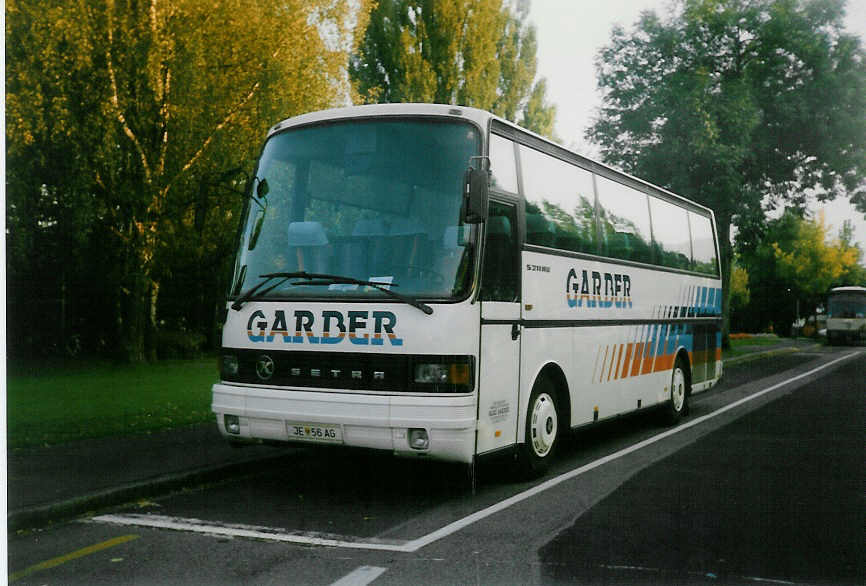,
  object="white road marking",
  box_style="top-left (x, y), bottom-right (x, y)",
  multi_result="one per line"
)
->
top-left (92, 351), bottom-right (861, 553)
top-left (90, 514), bottom-right (414, 551)
top-left (329, 565), bottom-right (387, 586)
